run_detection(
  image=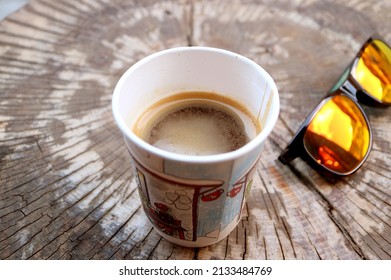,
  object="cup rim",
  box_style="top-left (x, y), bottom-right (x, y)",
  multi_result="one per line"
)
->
top-left (112, 46), bottom-right (280, 163)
